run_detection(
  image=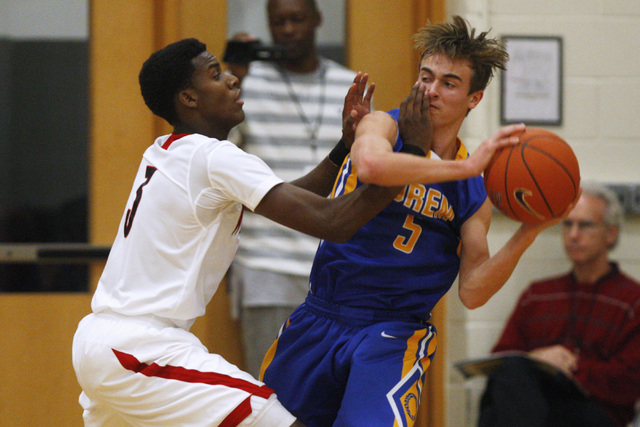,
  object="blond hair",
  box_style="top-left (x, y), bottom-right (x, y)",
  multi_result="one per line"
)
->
top-left (414, 16), bottom-right (508, 94)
